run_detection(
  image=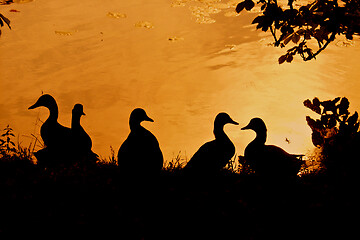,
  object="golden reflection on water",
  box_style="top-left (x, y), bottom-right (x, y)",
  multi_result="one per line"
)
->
top-left (1, 0), bottom-right (360, 162)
